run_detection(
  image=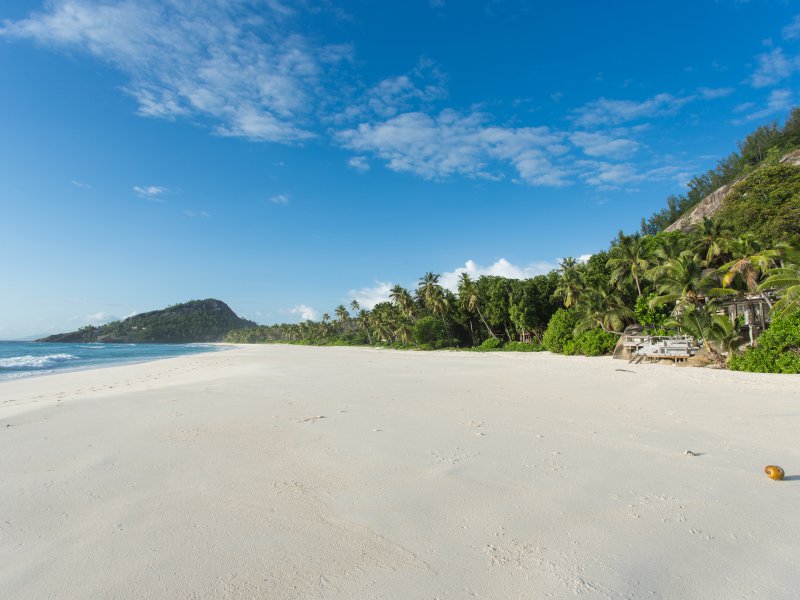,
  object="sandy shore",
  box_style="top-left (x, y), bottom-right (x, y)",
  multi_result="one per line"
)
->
top-left (1, 345), bottom-right (798, 599)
